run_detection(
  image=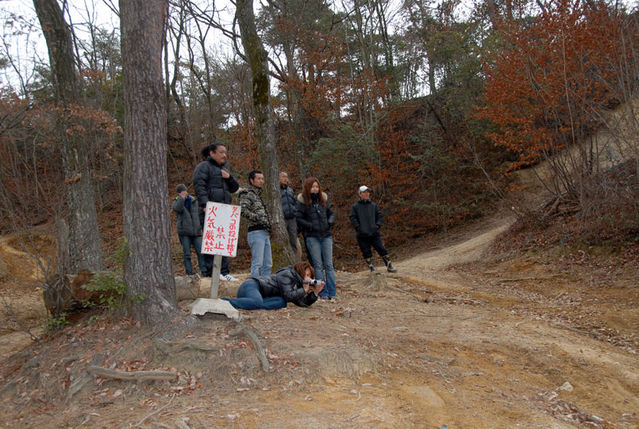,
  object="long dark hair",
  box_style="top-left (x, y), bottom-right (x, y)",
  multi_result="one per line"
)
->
top-left (293, 261), bottom-right (314, 279)
top-left (301, 177), bottom-right (326, 206)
